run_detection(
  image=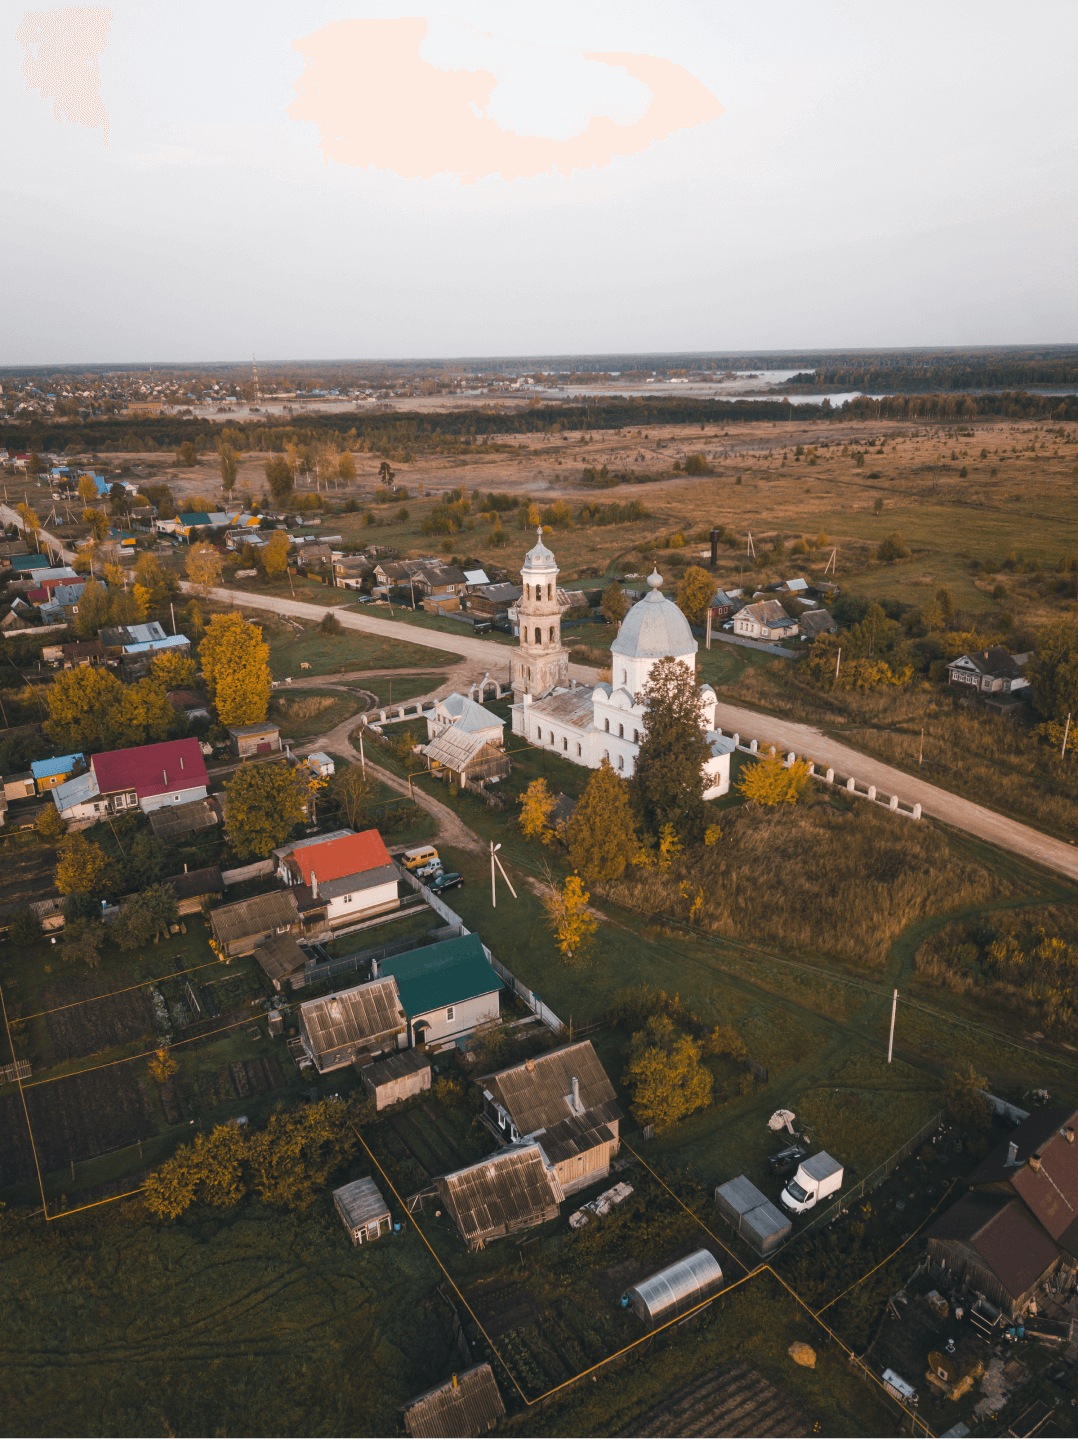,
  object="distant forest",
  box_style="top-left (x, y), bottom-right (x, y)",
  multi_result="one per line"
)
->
top-left (783, 349), bottom-right (1078, 393)
top-left (3, 389), bottom-right (1078, 457)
